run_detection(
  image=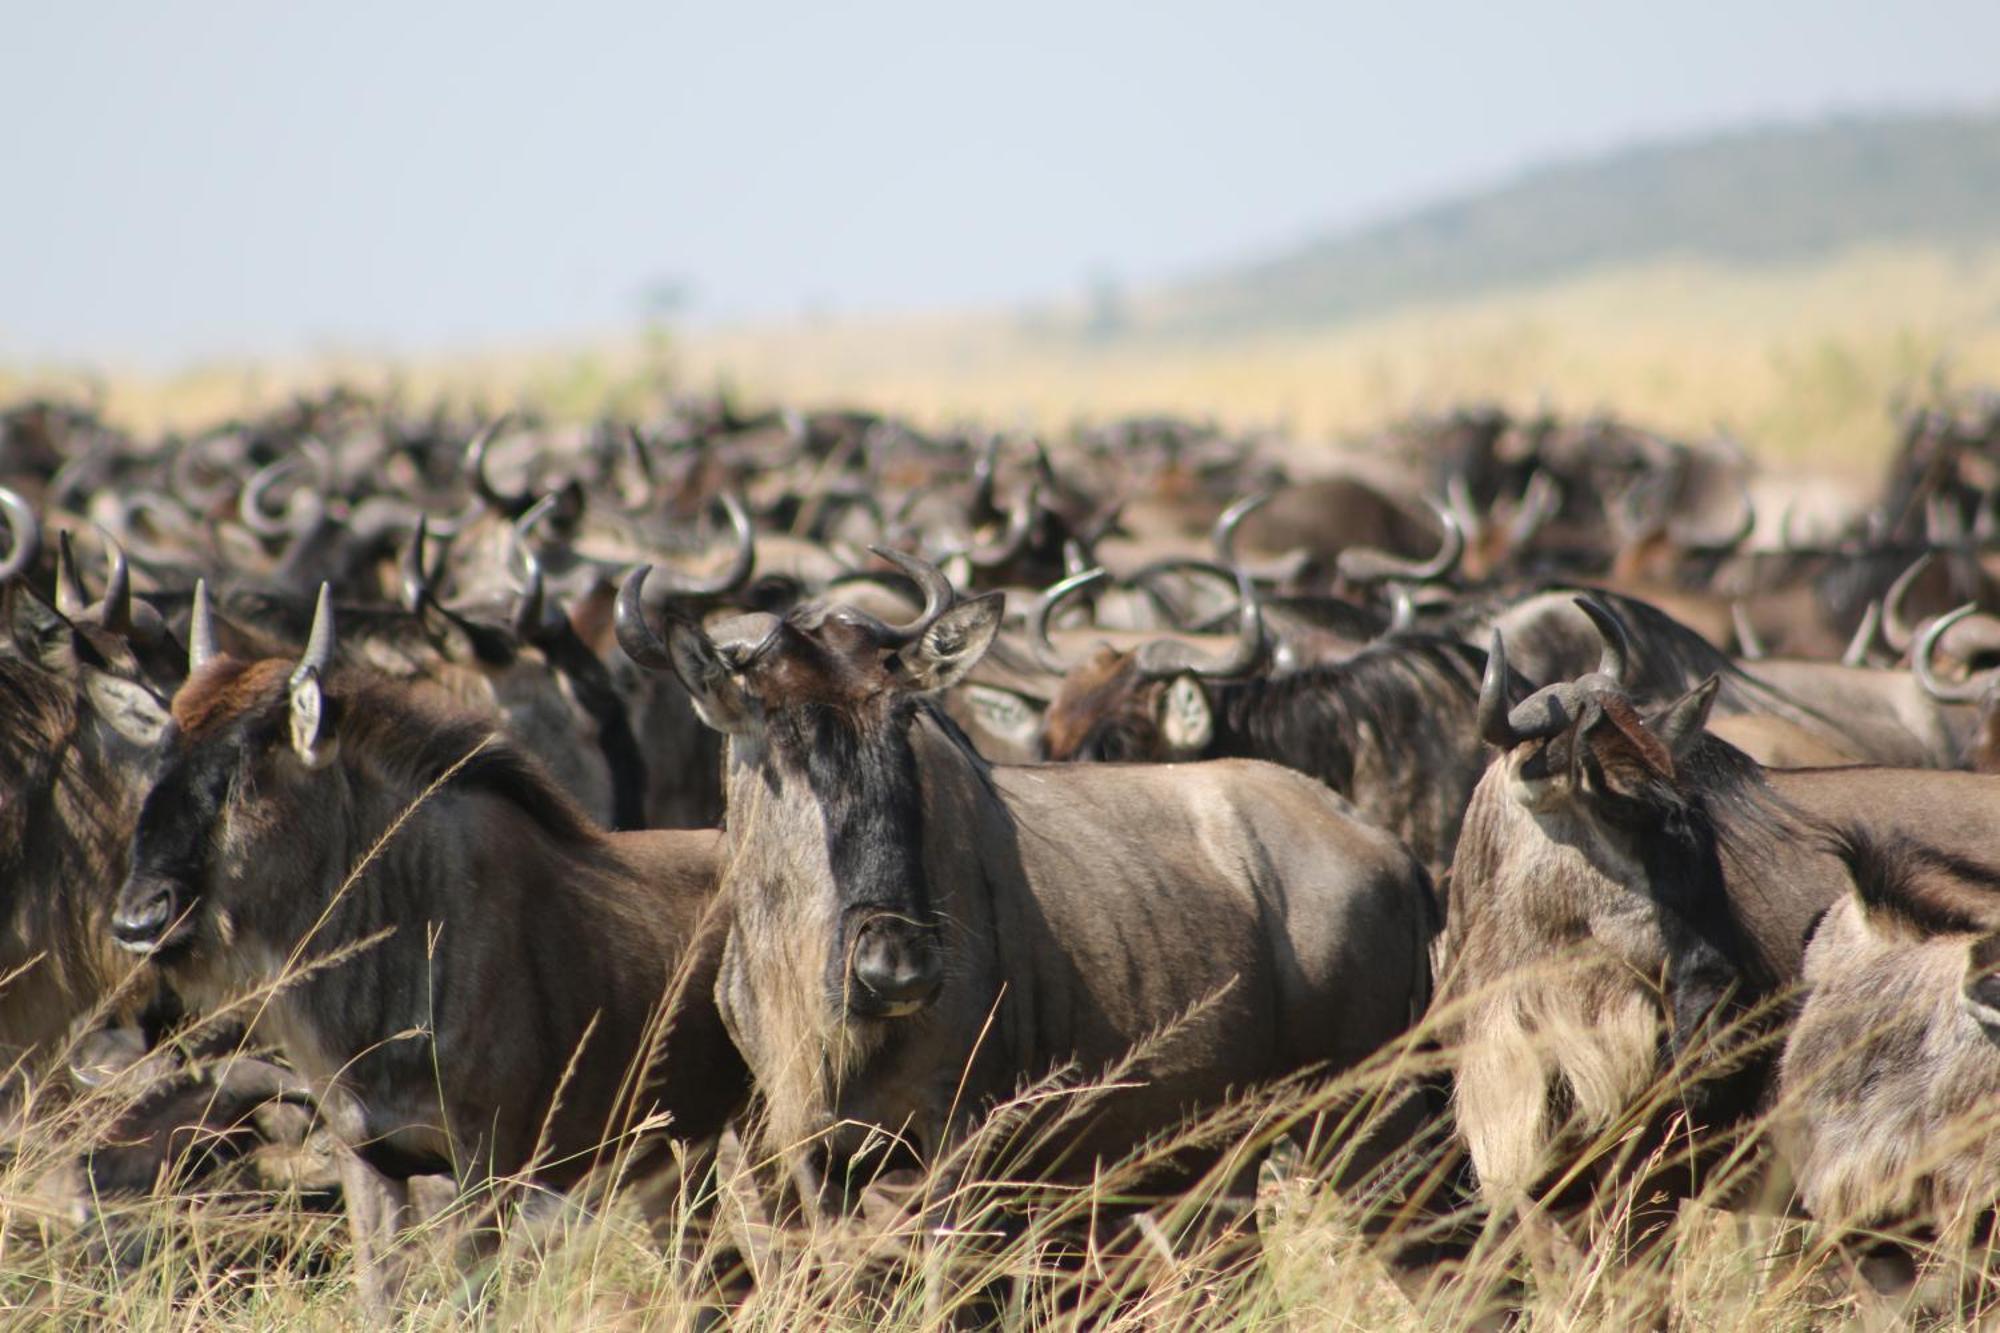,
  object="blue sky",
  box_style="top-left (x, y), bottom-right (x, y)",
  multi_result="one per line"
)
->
top-left (6, 1), bottom-right (1999, 364)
